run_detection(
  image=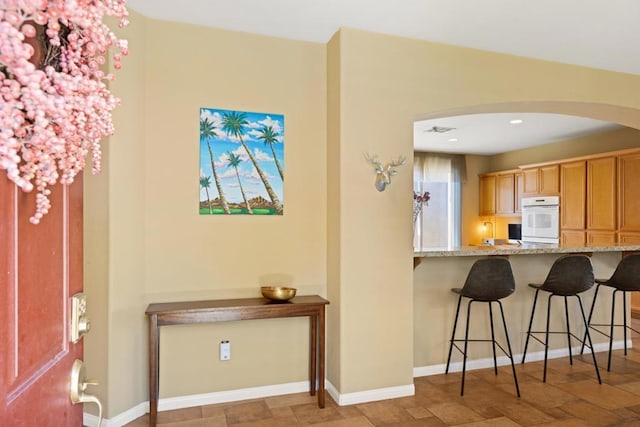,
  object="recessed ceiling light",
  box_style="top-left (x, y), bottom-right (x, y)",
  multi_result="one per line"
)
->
top-left (448, 138), bottom-right (458, 142)
top-left (509, 119), bottom-right (523, 124)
